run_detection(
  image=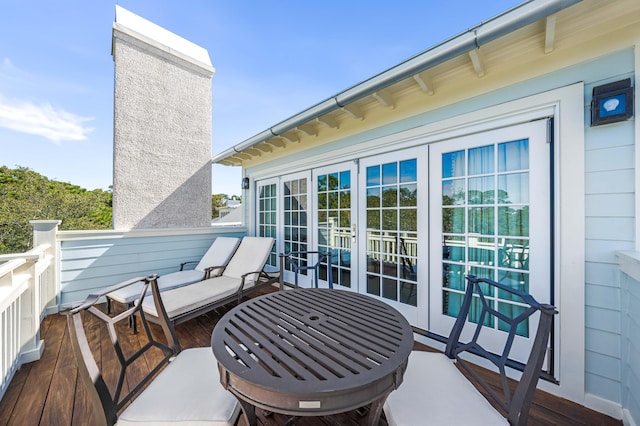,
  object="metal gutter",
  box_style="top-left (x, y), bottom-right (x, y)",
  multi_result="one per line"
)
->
top-left (212, 0), bottom-right (582, 164)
